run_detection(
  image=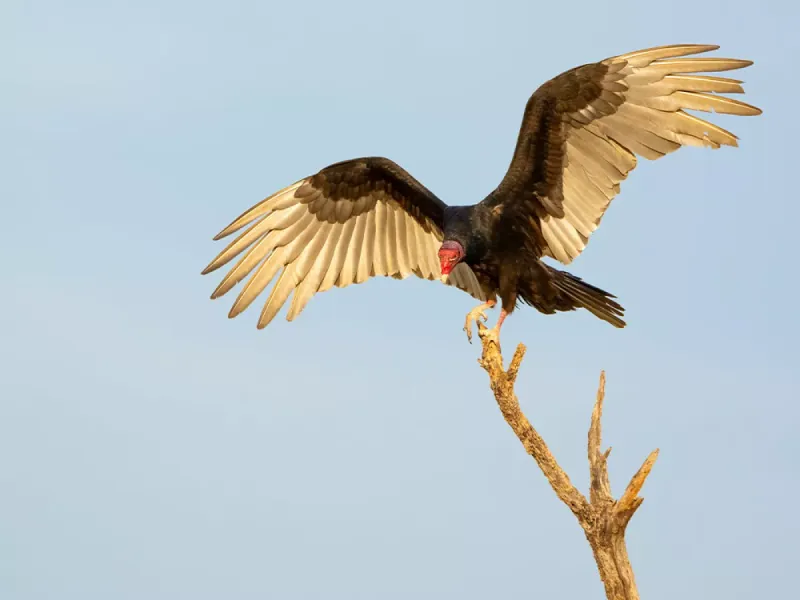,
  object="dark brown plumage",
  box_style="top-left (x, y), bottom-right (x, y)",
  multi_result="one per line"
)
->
top-left (202, 44), bottom-right (761, 342)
